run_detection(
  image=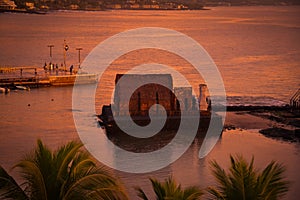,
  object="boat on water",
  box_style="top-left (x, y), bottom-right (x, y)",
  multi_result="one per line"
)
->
top-left (15, 85), bottom-right (30, 90)
top-left (0, 87), bottom-right (10, 94)
top-left (48, 73), bottom-right (98, 86)
top-left (1, 86), bottom-right (29, 92)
